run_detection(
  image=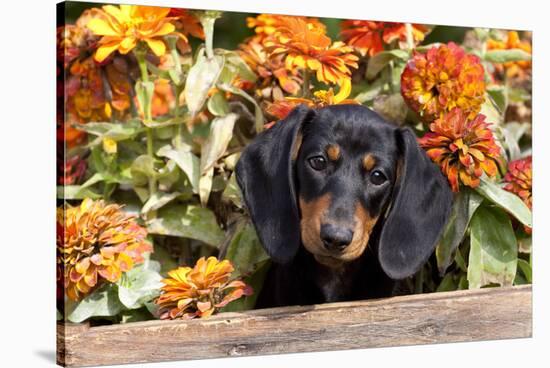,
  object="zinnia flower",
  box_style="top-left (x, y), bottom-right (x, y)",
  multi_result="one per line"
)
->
top-left (487, 31), bottom-right (532, 79)
top-left (57, 198), bottom-right (153, 301)
top-left (503, 156), bottom-right (532, 233)
top-left (156, 257), bottom-right (253, 319)
top-left (504, 156), bottom-right (532, 209)
top-left (87, 5), bottom-right (183, 62)
top-left (239, 36), bottom-right (302, 96)
top-left (169, 8), bottom-right (205, 39)
top-left (418, 108), bottom-right (501, 192)
top-left (340, 20), bottom-right (429, 57)
top-left (266, 16), bottom-right (358, 87)
top-left (401, 42), bottom-right (486, 122)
